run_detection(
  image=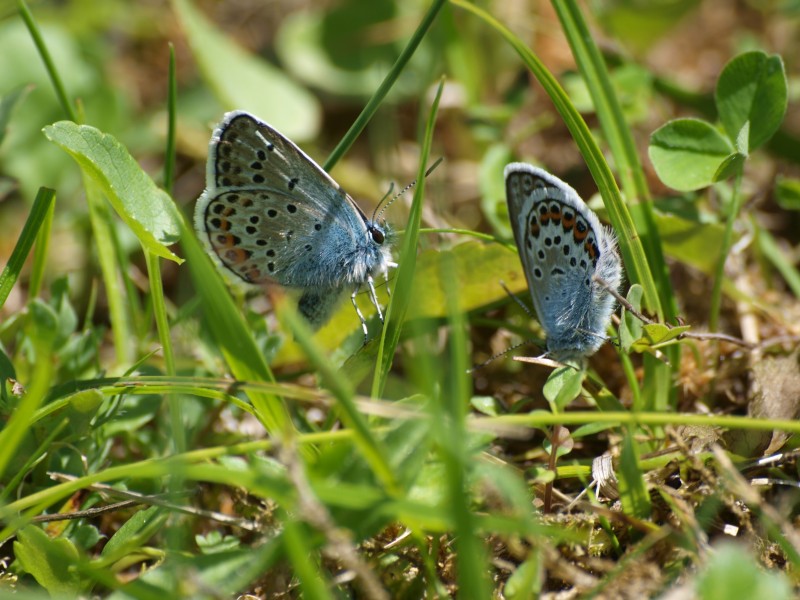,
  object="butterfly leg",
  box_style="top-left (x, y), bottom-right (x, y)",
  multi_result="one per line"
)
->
top-left (366, 275), bottom-right (384, 324)
top-left (350, 285), bottom-right (370, 343)
top-left (383, 262), bottom-right (397, 297)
